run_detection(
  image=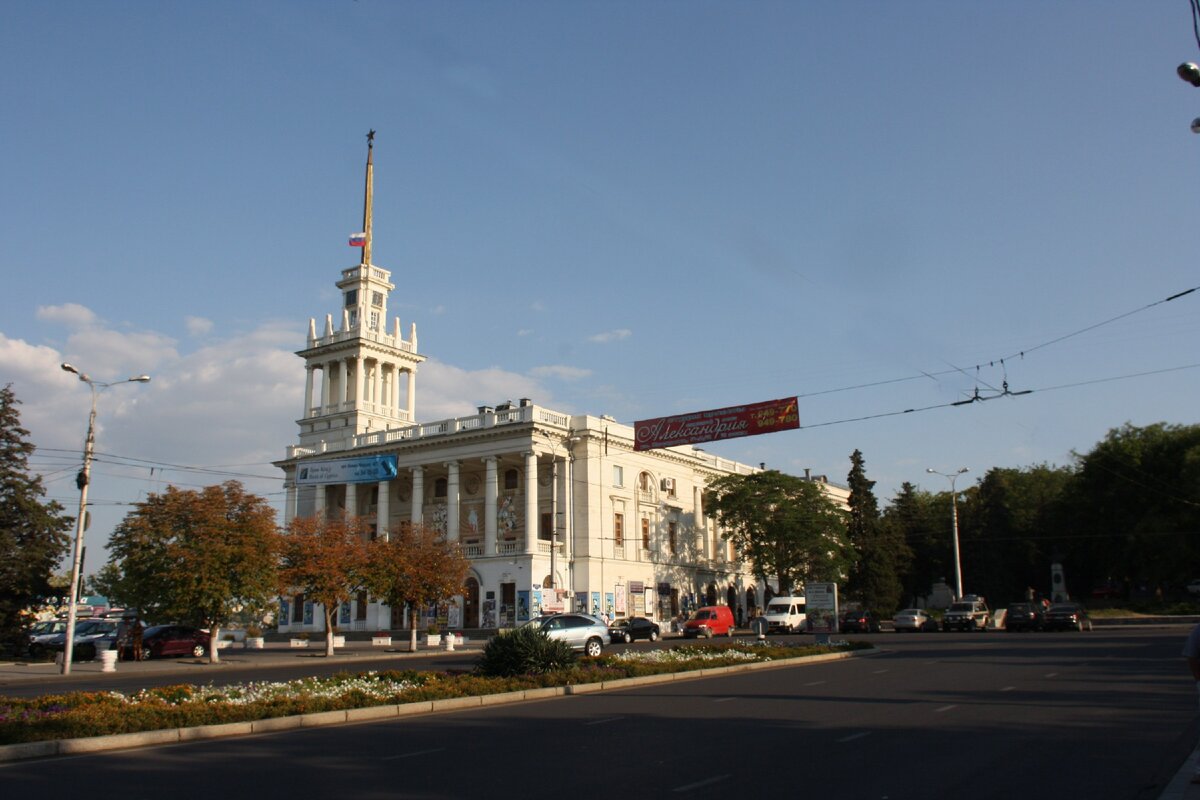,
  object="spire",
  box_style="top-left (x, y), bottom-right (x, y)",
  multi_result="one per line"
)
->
top-left (361, 129), bottom-right (375, 266)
